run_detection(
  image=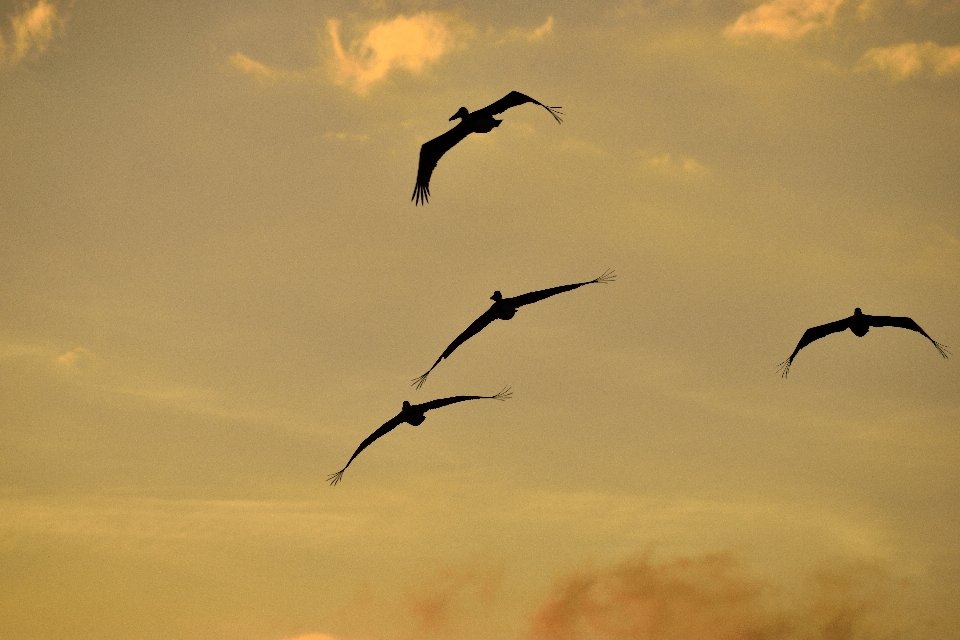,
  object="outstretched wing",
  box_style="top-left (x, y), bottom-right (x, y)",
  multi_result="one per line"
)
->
top-left (508, 270), bottom-right (616, 308)
top-left (867, 315), bottom-right (950, 358)
top-left (472, 91), bottom-right (563, 124)
top-left (412, 124), bottom-right (471, 205)
top-left (412, 306), bottom-right (500, 389)
top-left (778, 317), bottom-right (851, 378)
top-left (416, 387), bottom-right (513, 412)
top-left (327, 413), bottom-right (405, 486)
